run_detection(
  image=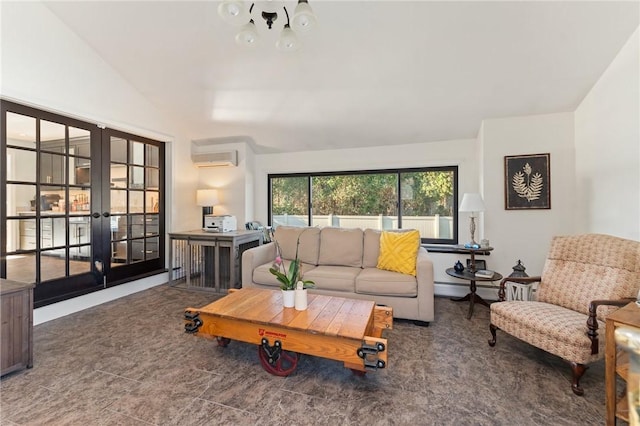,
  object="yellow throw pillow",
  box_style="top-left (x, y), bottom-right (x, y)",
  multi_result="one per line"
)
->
top-left (376, 230), bottom-right (420, 276)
